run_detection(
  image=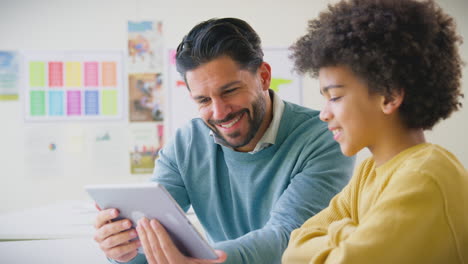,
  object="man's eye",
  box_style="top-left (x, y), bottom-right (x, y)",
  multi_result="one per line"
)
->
top-left (199, 98), bottom-right (211, 104)
top-left (330, 96), bottom-right (342, 102)
top-left (224, 88), bottom-right (237, 94)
